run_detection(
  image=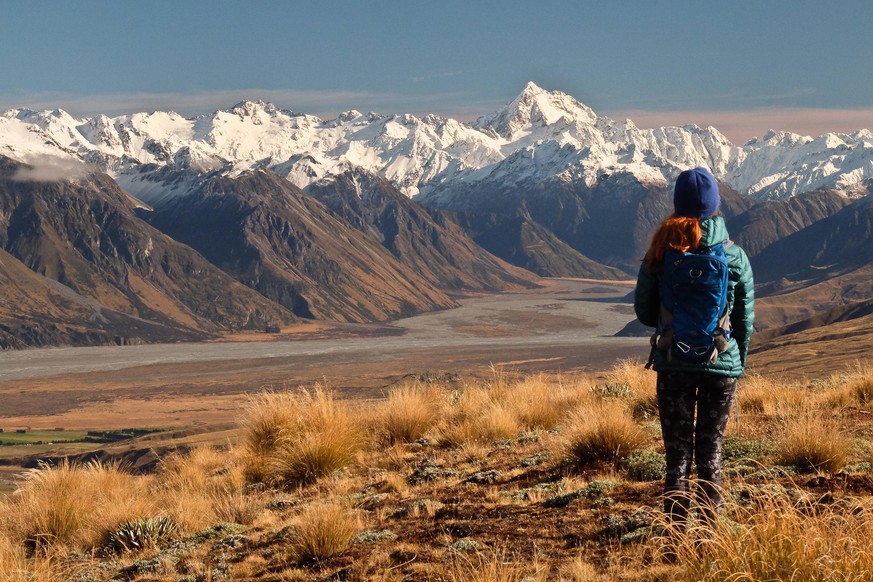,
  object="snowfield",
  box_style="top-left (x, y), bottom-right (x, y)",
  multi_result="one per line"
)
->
top-left (2, 82), bottom-right (871, 203)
